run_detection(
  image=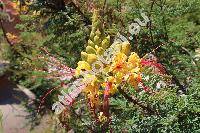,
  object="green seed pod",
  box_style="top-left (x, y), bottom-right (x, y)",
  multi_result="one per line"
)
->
top-left (88, 40), bottom-right (95, 47)
top-left (86, 46), bottom-right (96, 54)
top-left (81, 52), bottom-right (88, 61)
